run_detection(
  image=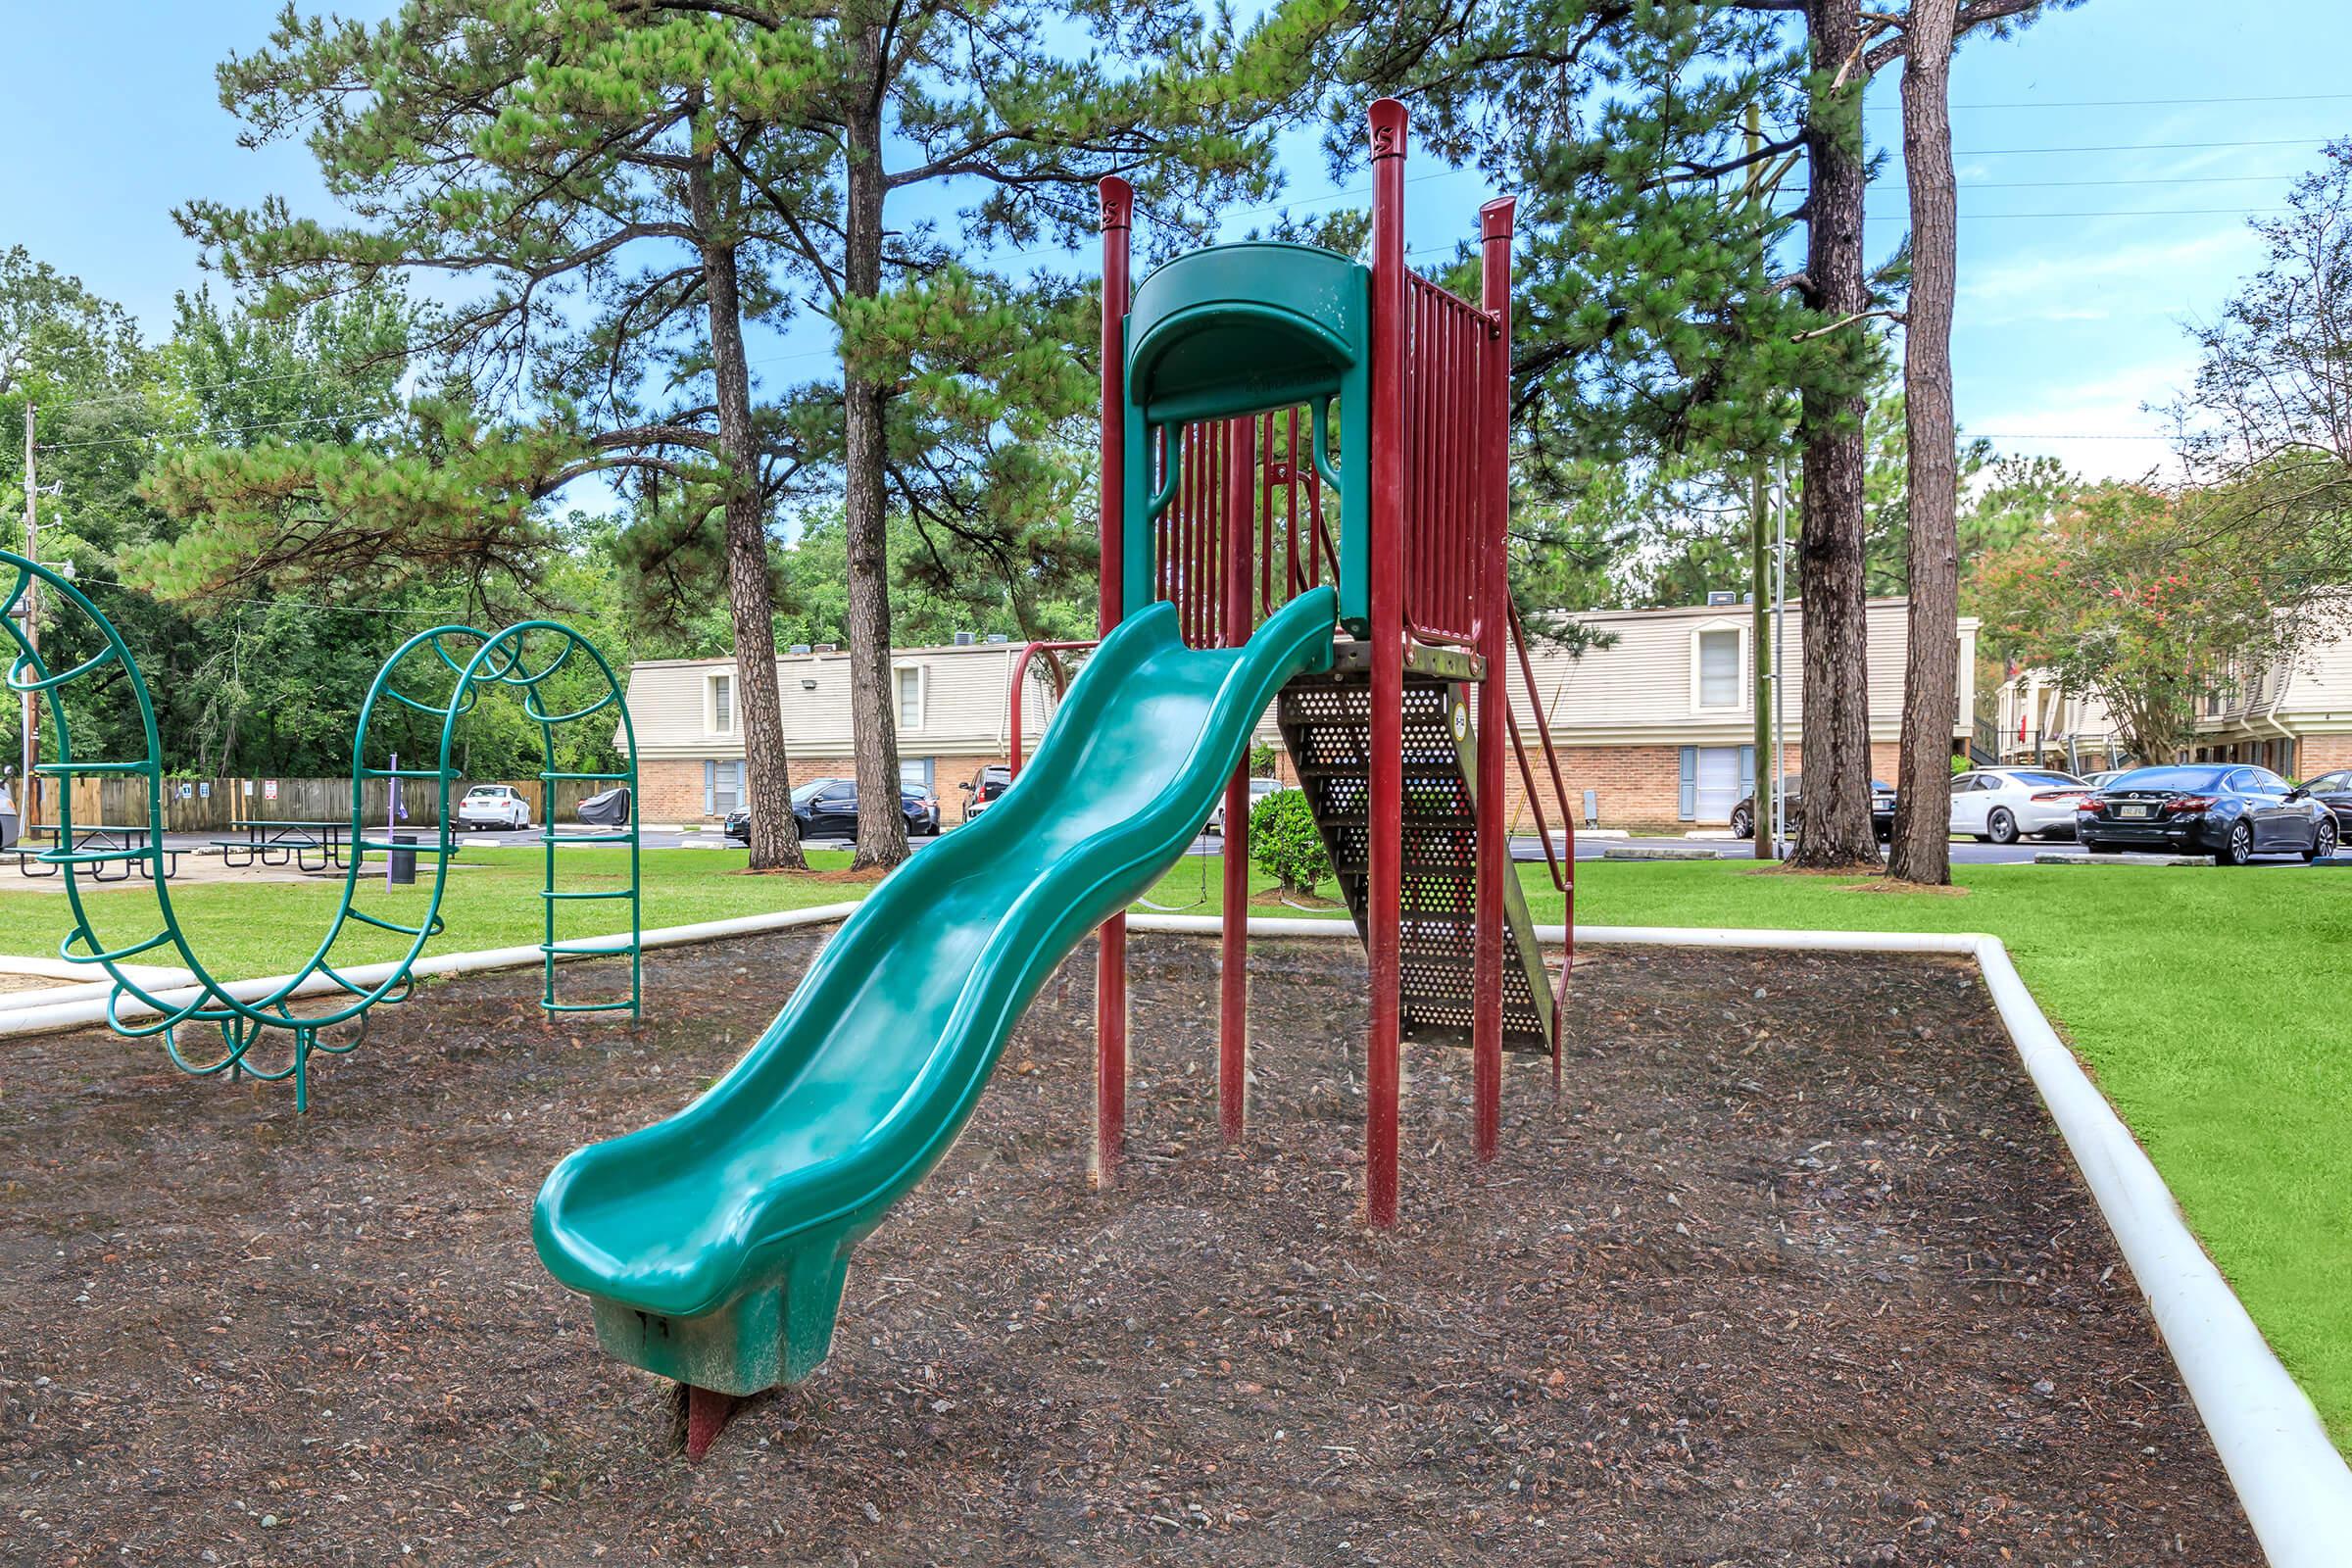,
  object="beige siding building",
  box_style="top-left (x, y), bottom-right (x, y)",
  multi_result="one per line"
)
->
top-left (1249, 596), bottom-right (1976, 832)
top-left (626, 640), bottom-right (1065, 823)
top-left (630, 597), bottom-right (1978, 834)
top-left (1484, 596), bottom-right (1979, 830)
top-left (1993, 624), bottom-right (2352, 779)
